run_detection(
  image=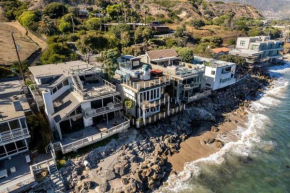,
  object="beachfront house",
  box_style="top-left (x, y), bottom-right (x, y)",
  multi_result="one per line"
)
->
top-left (0, 79), bottom-right (36, 192)
top-left (114, 55), bottom-right (185, 128)
top-left (194, 56), bottom-right (237, 91)
top-left (141, 49), bottom-right (210, 104)
top-left (230, 36), bottom-right (284, 65)
top-left (28, 61), bottom-right (130, 154)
